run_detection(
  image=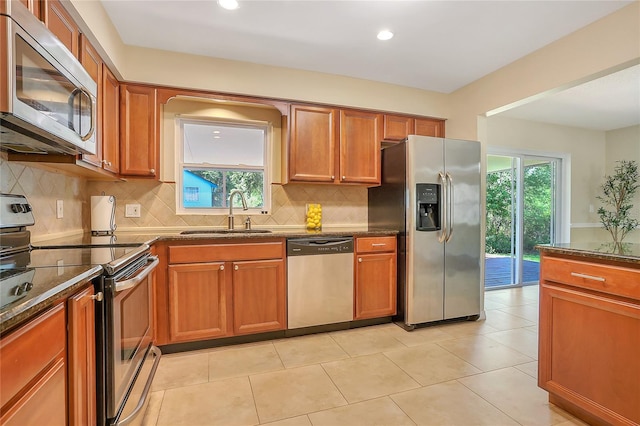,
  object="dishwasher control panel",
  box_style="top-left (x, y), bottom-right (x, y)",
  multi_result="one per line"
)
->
top-left (287, 238), bottom-right (354, 256)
